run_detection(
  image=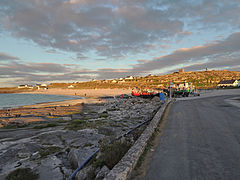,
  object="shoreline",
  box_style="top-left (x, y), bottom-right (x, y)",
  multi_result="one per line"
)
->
top-left (0, 93), bottom-right (84, 110)
top-left (19, 88), bottom-right (131, 98)
top-left (0, 88), bottom-right (131, 127)
top-left (4, 88), bottom-right (131, 109)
